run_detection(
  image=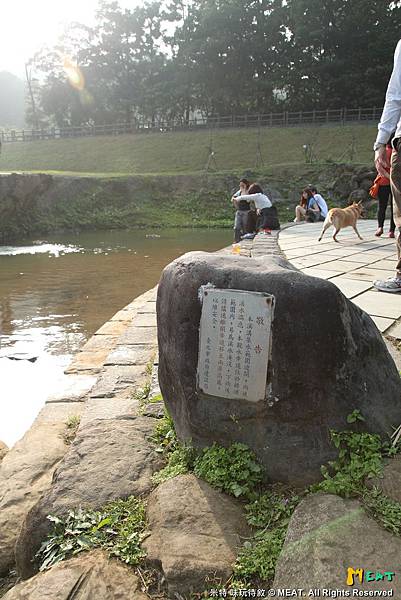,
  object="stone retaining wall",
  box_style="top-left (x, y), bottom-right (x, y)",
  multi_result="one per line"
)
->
top-left (0, 286), bottom-right (158, 578)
